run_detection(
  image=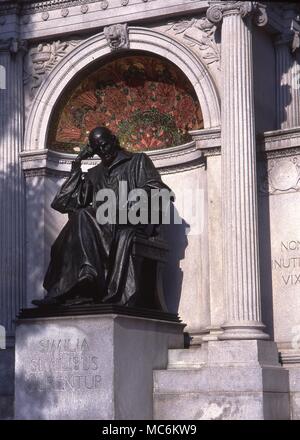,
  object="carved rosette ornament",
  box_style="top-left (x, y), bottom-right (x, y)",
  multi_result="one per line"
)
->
top-left (42, 11), bottom-right (49, 21)
top-left (260, 157), bottom-right (300, 195)
top-left (104, 24), bottom-right (129, 51)
top-left (61, 8), bottom-right (69, 17)
top-left (81, 4), bottom-right (88, 14)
